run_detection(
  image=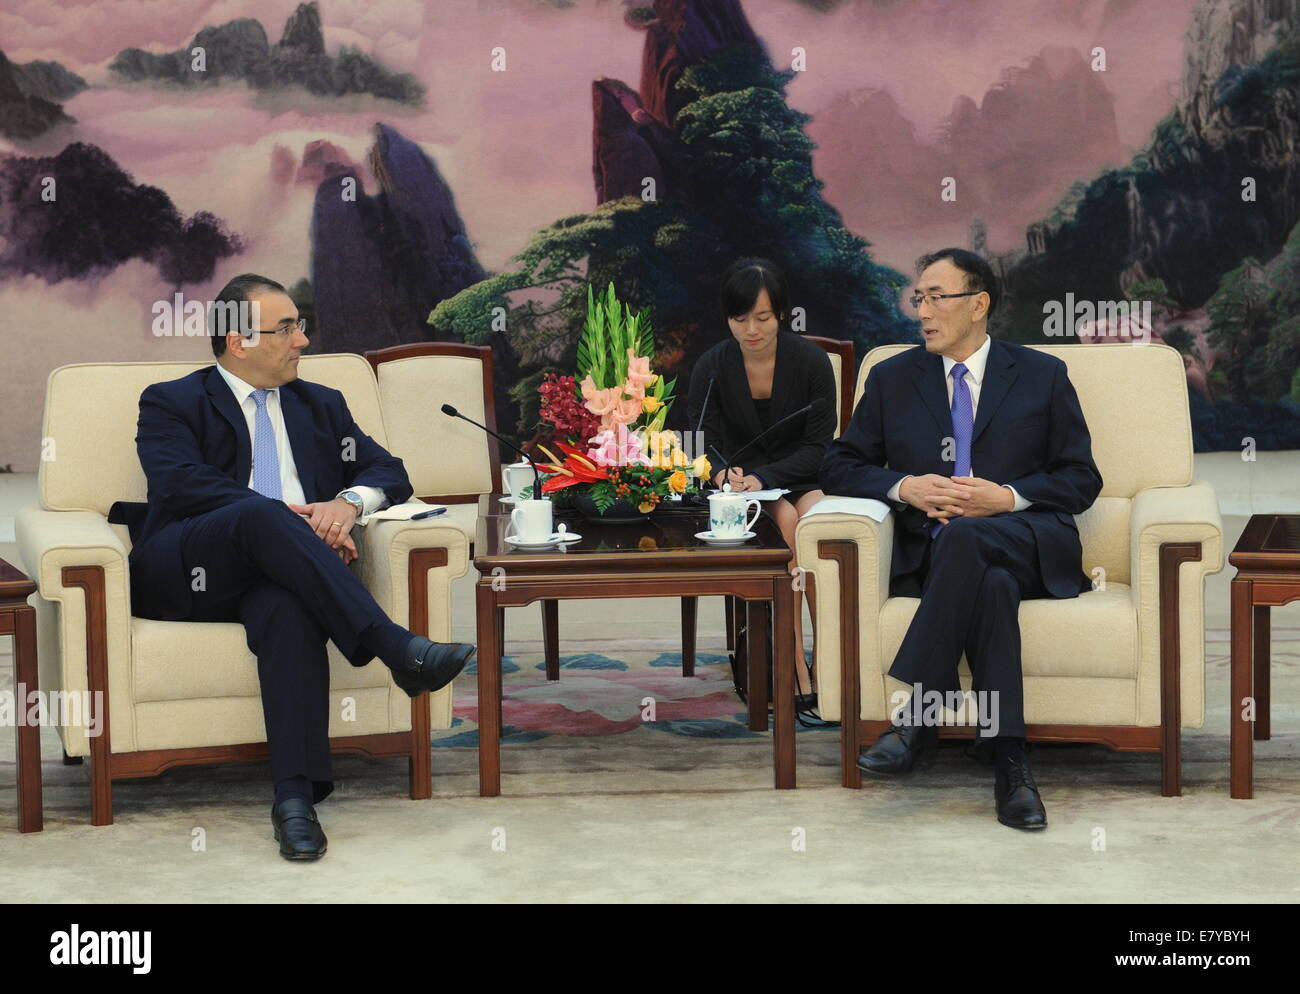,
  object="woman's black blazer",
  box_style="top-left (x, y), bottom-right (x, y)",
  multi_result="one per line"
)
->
top-left (685, 331), bottom-right (837, 491)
